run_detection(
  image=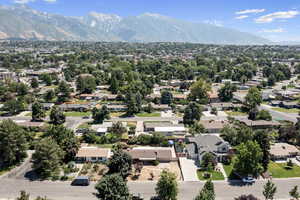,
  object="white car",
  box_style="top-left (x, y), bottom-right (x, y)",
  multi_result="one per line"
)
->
top-left (242, 176), bottom-right (255, 184)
